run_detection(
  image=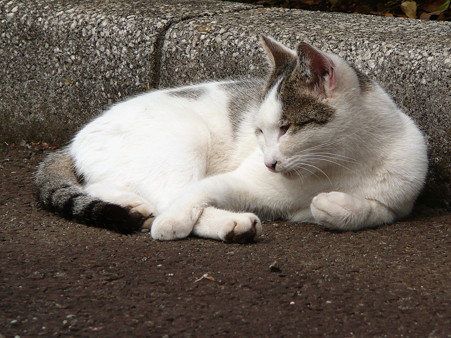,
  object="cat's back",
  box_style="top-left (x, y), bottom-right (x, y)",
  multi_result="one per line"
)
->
top-left (83, 79), bottom-right (263, 130)
top-left (70, 78), bottom-right (265, 178)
